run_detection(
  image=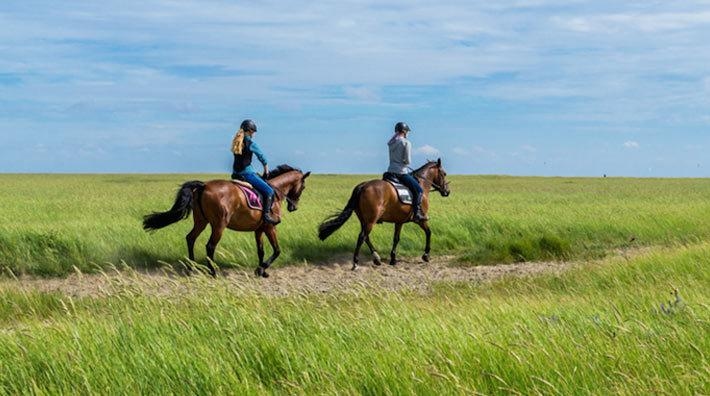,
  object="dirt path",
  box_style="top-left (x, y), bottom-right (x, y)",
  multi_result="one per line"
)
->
top-left (1, 255), bottom-right (574, 298)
